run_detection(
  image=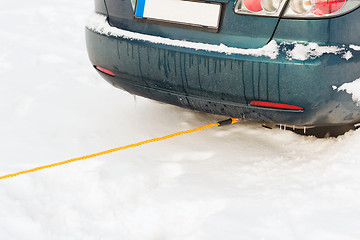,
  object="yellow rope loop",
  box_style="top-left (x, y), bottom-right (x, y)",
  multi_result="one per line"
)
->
top-left (0, 119), bottom-right (237, 181)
